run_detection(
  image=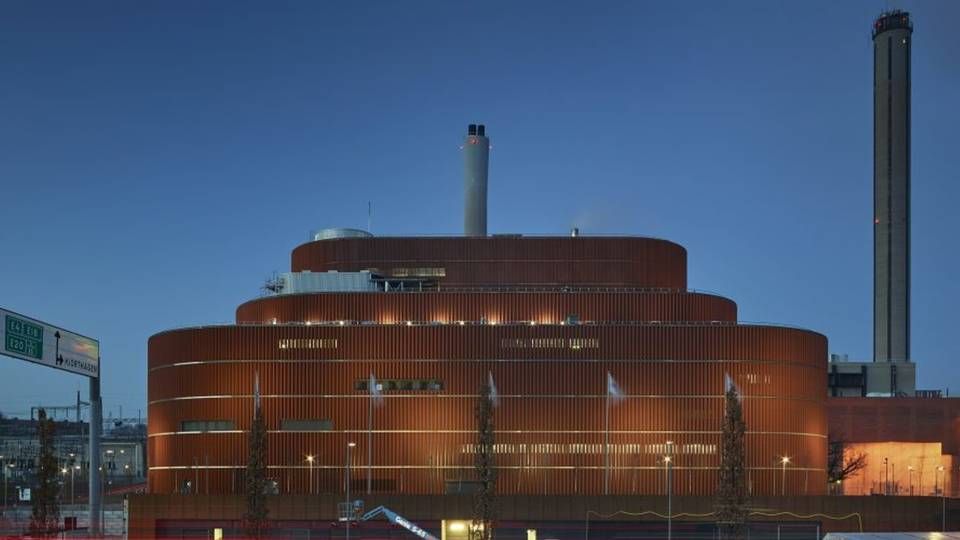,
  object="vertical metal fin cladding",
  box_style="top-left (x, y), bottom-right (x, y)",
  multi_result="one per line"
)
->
top-left (463, 124), bottom-right (489, 236)
top-left (872, 11), bottom-right (912, 369)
